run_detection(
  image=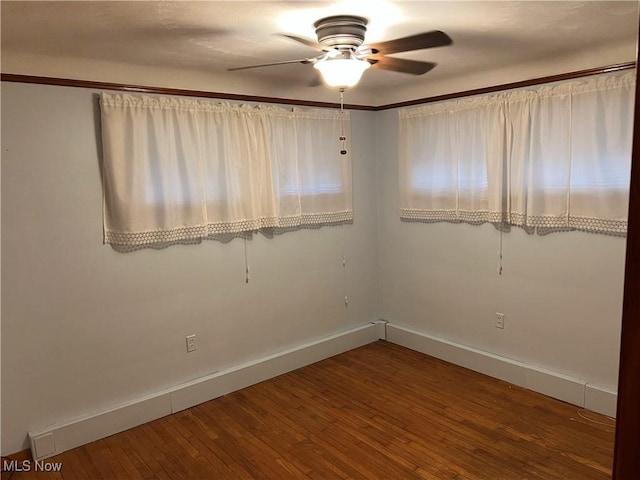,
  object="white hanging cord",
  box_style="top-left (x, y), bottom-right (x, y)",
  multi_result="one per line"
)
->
top-left (339, 89), bottom-right (347, 156)
top-left (497, 228), bottom-right (503, 276)
top-left (338, 90), bottom-right (348, 306)
top-left (339, 87), bottom-right (348, 318)
top-left (576, 409), bottom-right (615, 429)
top-left (342, 229), bottom-right (348, 308)
top-left (244, 237), bottom-right (250, 283)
